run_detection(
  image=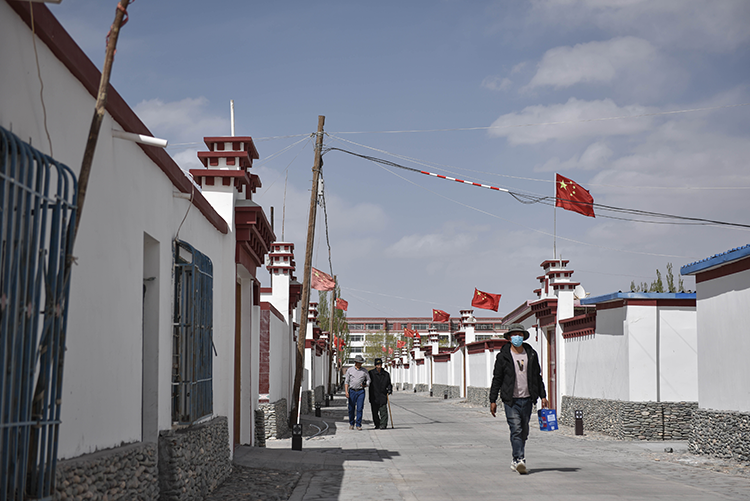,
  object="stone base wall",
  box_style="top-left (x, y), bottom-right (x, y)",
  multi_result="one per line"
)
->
top-left (561, 396), bottom-right (696, 441)
top-left (431, 384), bottom-right (460, 399)
top-left (397, 383), bottom-right (412, 391)
top-left (300, 390), bottom-right (313, 416)
top-left (414, 383), bottom-right (429, 393)
top-left (690, 408), bottom-right (750, 463)
top-left (158, 416), bottom-right (231, 501)
top-left (467, 386), bottom-right (490, 407)
top-left (256, 398), bottom-right (289, 441)
top-left (55, 442), bottom-right (158, 500)
top-left (314, 385), bottom-right (325, 405)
